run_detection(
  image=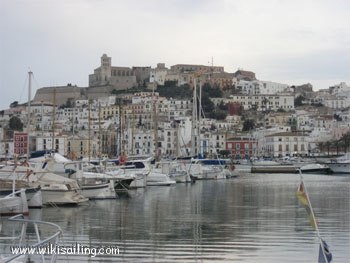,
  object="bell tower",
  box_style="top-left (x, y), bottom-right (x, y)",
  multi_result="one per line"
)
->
top-left (100, 54), bottom-right (111, 84)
